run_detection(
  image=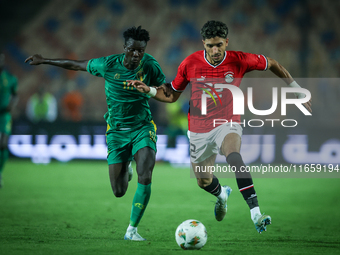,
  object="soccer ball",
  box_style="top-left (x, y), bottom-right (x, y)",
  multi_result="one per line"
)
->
top-left (175, 219), bottom-right (207, 250)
